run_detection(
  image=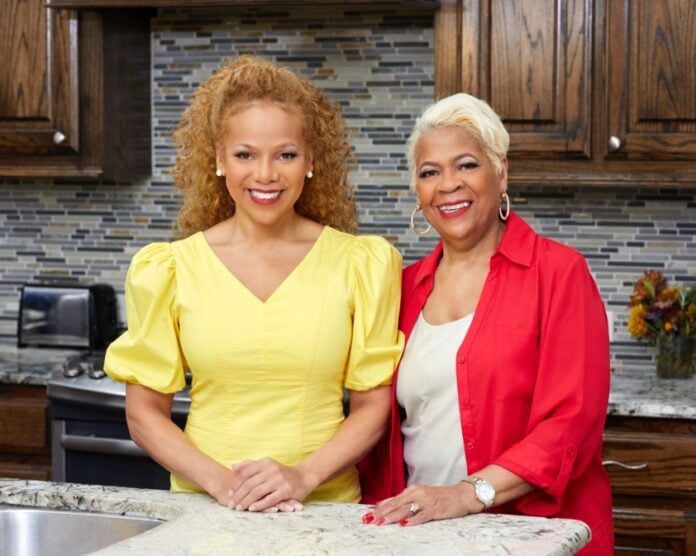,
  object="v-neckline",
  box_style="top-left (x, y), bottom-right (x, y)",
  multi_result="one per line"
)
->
top-left (197, 226), bottom-right (327, 305)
